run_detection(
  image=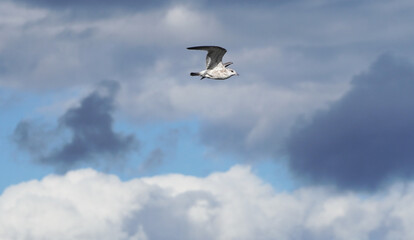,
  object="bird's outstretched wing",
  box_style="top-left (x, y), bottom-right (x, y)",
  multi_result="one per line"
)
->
top-left (187, 46), bottom-right (227, 70)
